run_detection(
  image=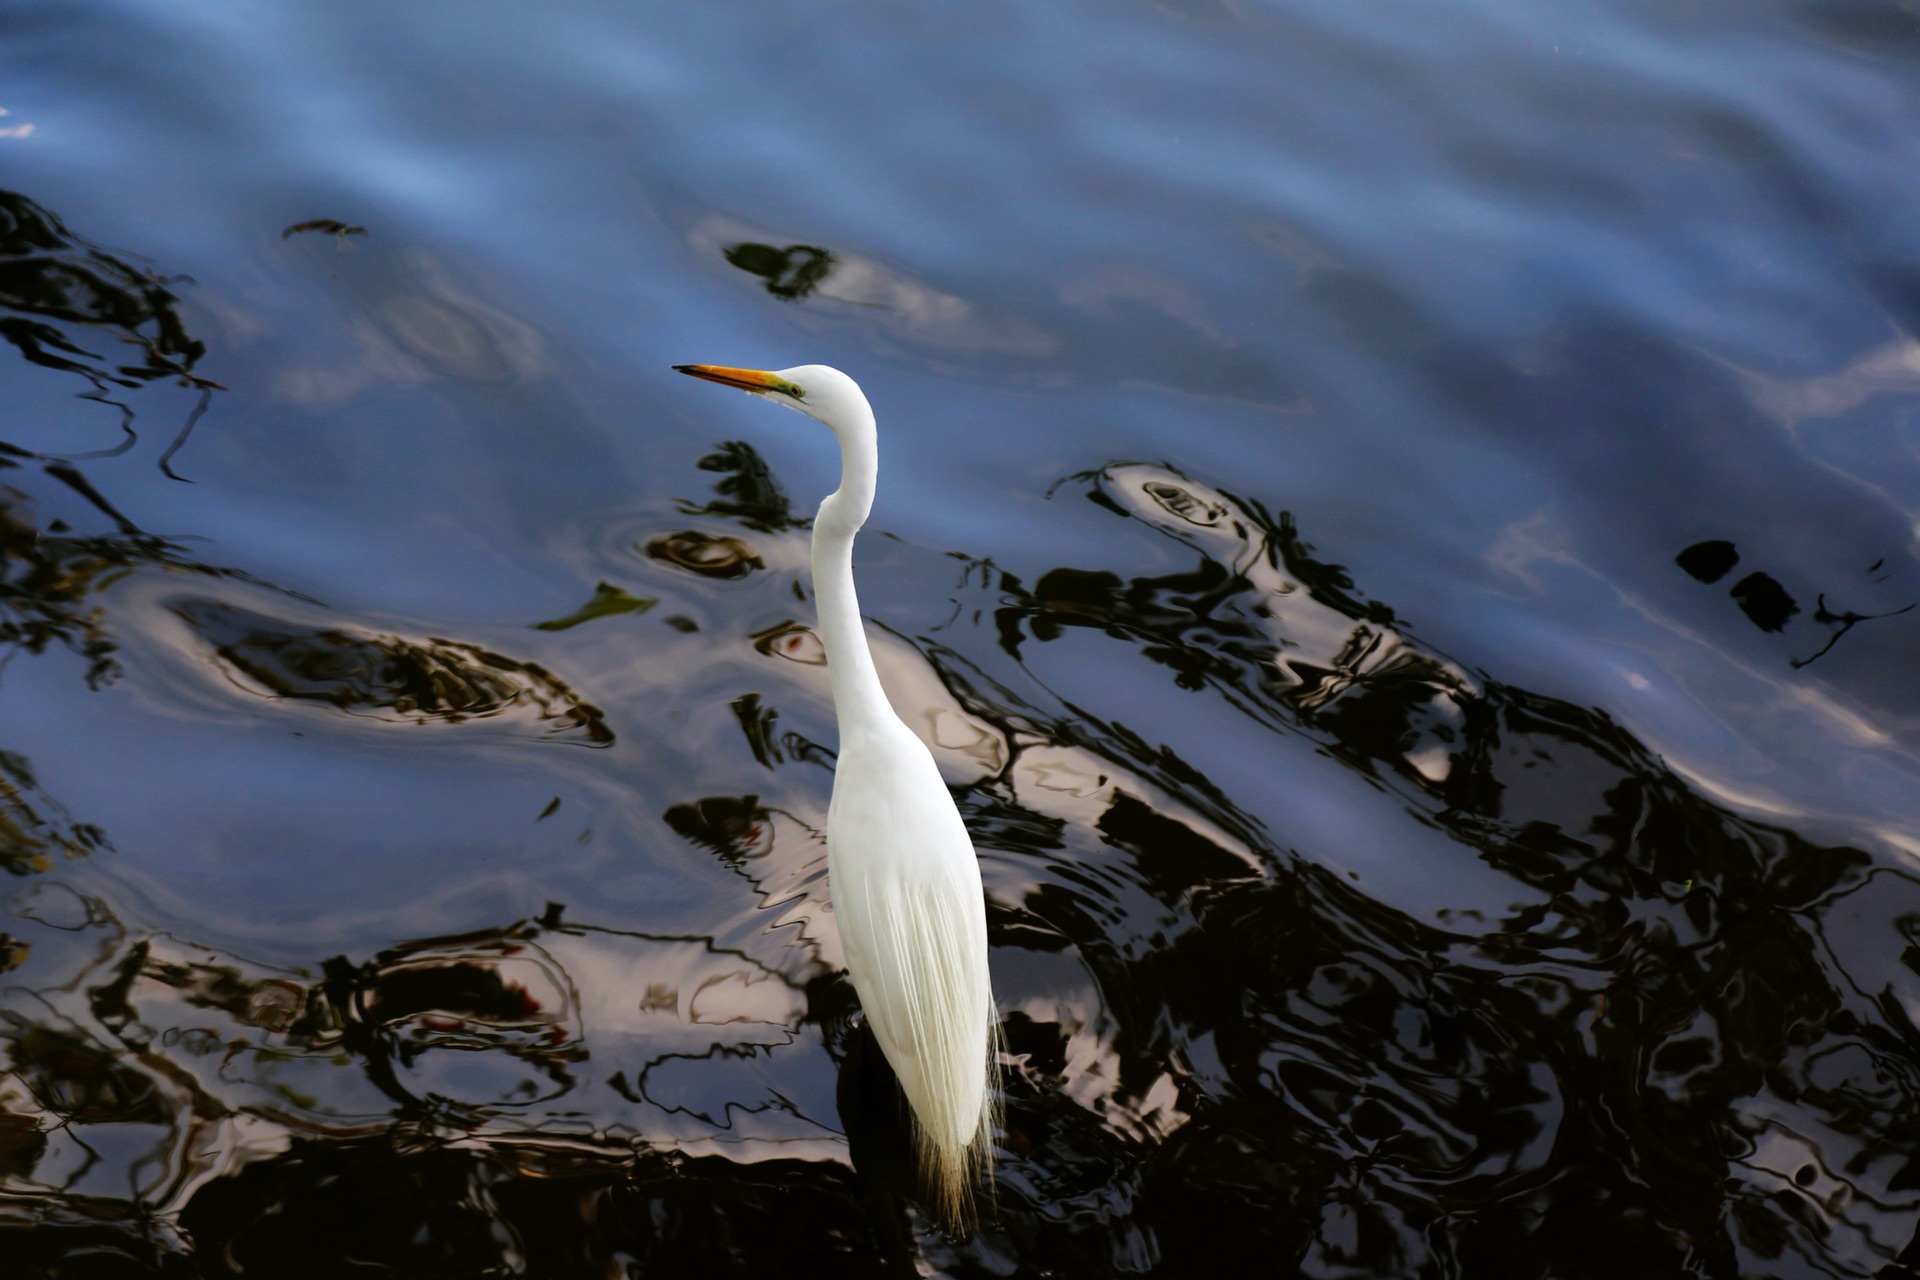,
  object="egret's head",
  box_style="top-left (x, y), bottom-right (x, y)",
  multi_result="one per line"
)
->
top-left (673, 363), bottom-right (872, 437)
